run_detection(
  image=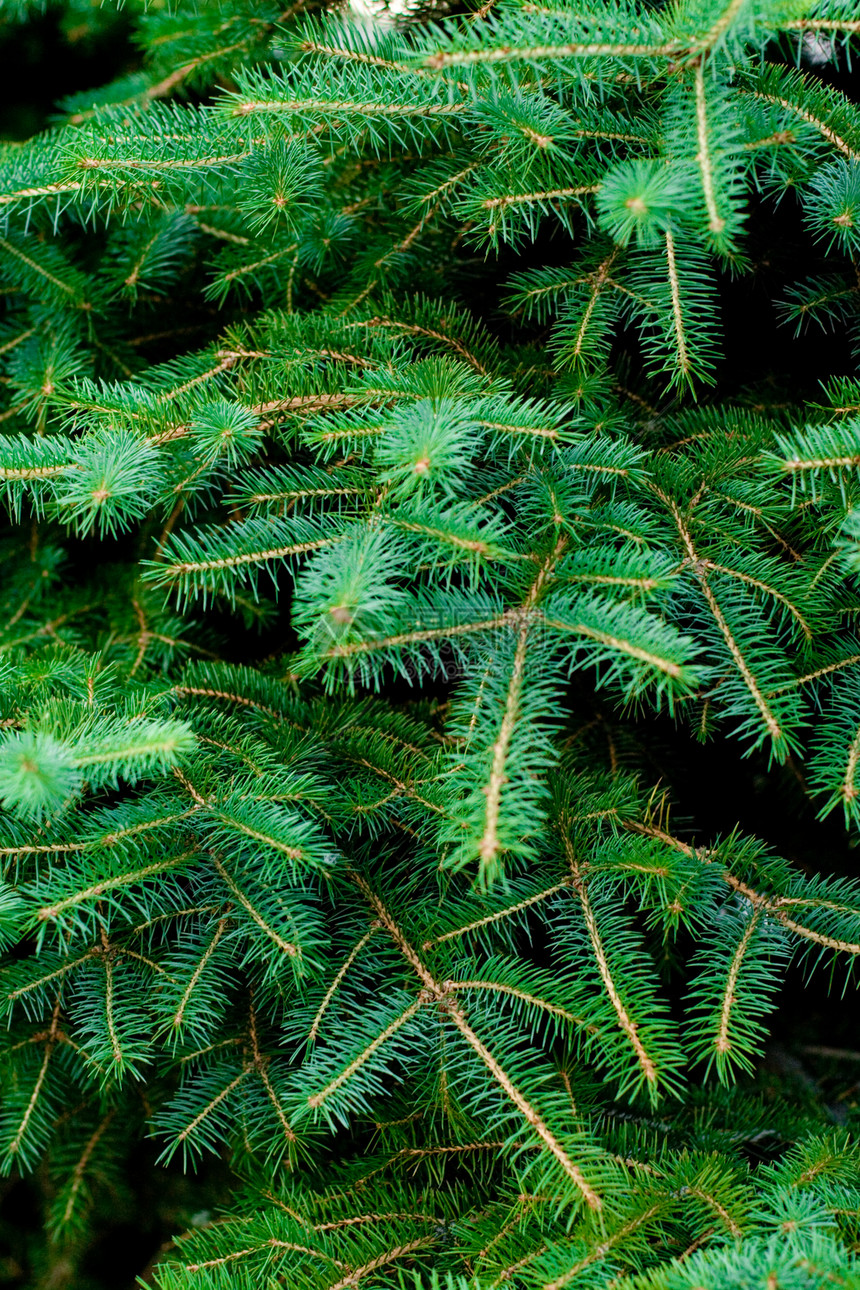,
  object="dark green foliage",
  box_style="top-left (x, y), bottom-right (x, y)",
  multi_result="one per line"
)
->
top-left (1, 0), bottom-right (860, 1287)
